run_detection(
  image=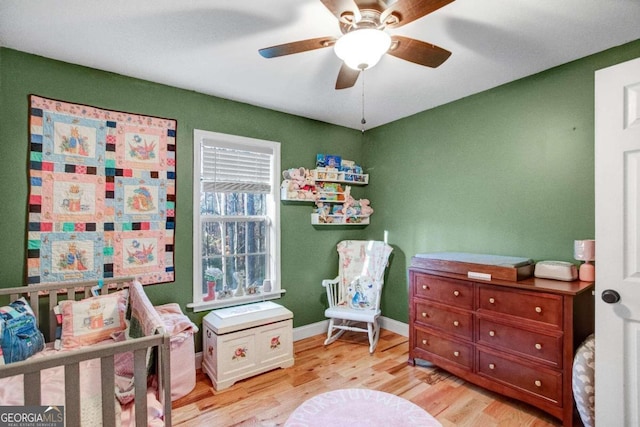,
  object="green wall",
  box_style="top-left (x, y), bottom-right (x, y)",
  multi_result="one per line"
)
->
top-left (364, 39), bottom-right (640, 322)
top-left (1, 39), bottom-right (639, 344)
